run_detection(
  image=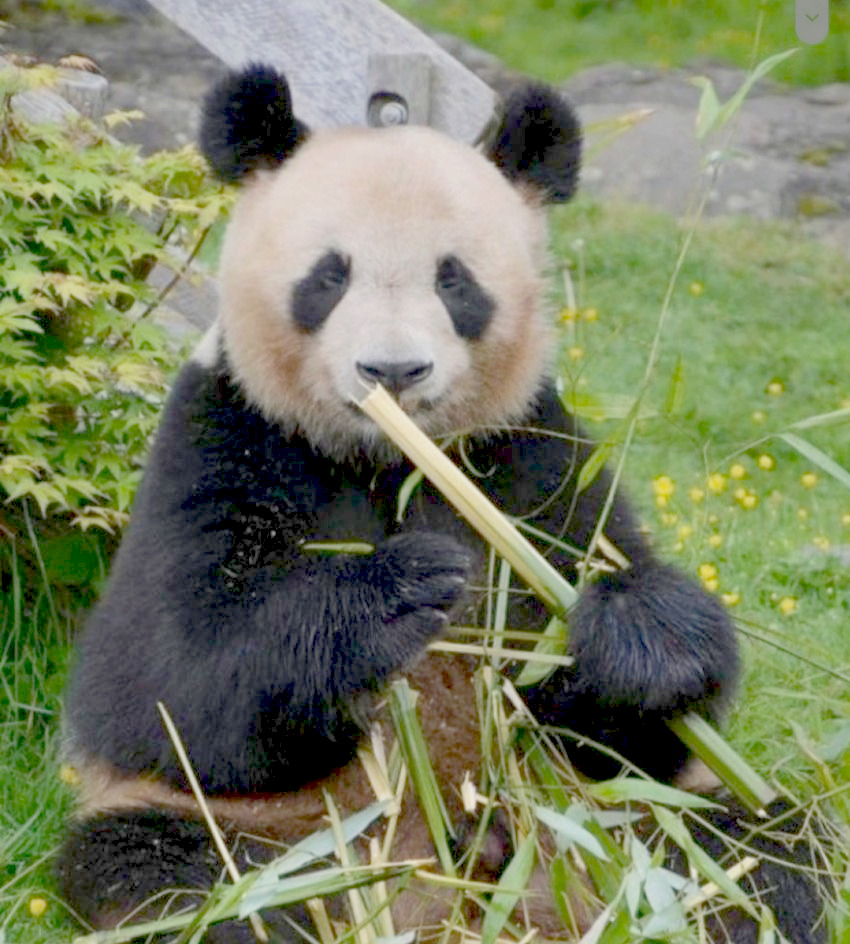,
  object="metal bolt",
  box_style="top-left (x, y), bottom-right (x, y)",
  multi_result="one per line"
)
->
top-left (367, 92), bottom-right (409, 128)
